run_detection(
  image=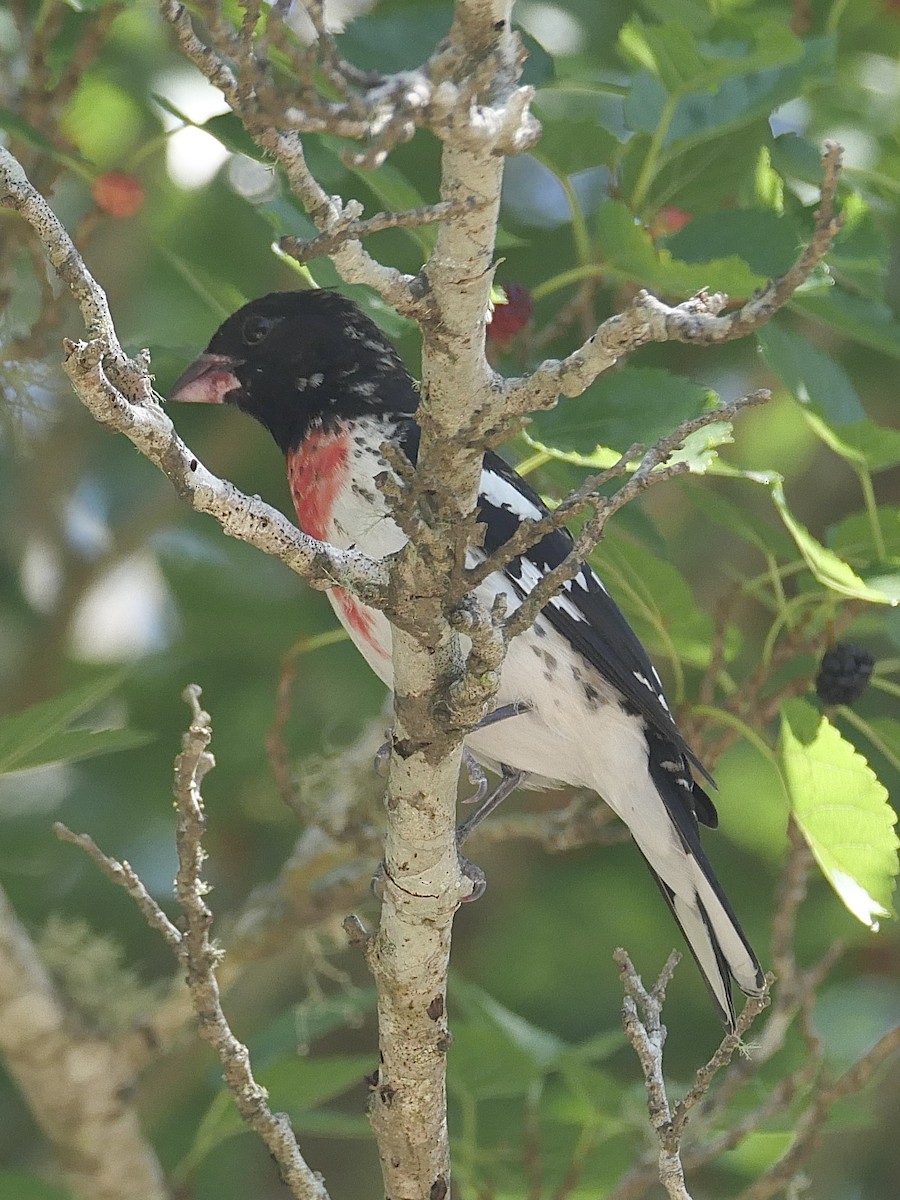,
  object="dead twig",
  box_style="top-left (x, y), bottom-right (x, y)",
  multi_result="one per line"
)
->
top-left (503, 392), bottom-right (769, 640)
top-left (57, 686), bottom-right (333, 1200)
